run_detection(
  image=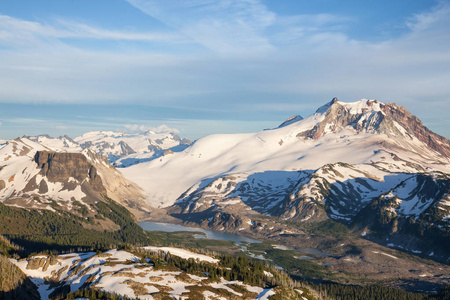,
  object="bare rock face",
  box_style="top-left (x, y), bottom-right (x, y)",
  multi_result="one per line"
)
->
top-left (163, 149), bottom-right (174, 156)
top-left (297, 100), bottom-right (361, 139)
top-left (118, 141), bottom-right (136, 156)
top-left (38, 179), bottom-right (48, 194)
top-left (34, 151), bottom-right (106, 194)
top-left (26, 257), bottom-right (46, 270)
top-left (380, 103), bottom-right (450, 157)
